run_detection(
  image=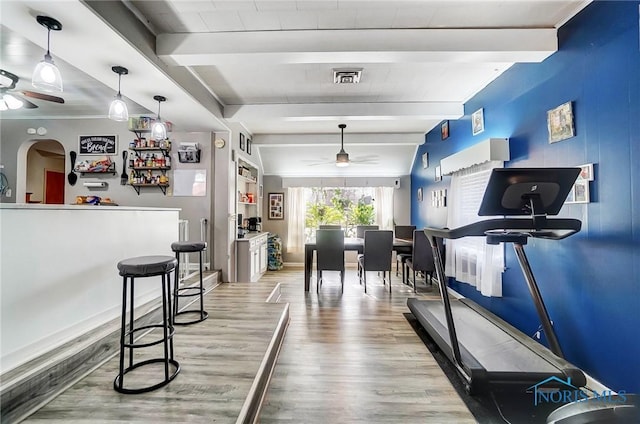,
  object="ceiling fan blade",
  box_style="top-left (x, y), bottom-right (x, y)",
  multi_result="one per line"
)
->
top-left (21, 97), bottom-right (39, 109)
top-left (20, 90), bottom-right (65, 104)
